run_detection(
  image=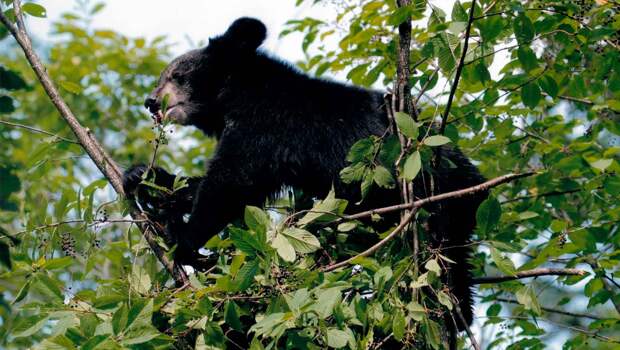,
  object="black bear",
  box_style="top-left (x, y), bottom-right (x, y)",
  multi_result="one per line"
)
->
top-left (123, 17), bottom-right (487, 330)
